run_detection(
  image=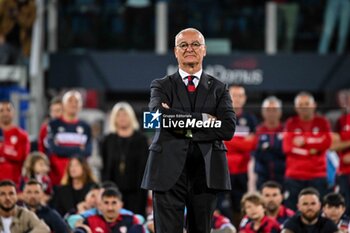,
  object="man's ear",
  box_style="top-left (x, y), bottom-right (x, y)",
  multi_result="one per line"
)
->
top-left (174, 47), bottom-right (178, 58)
